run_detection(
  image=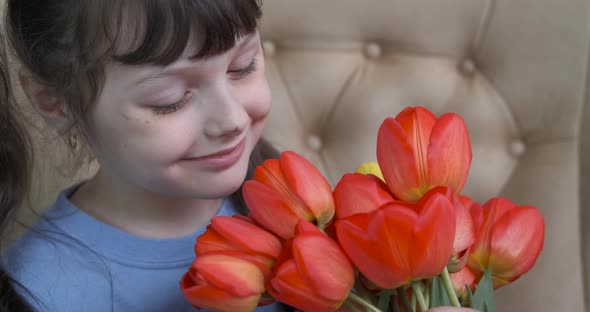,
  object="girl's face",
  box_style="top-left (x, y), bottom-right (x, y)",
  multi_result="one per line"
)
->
top-left (87, 32), bottom-right (271, 199)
